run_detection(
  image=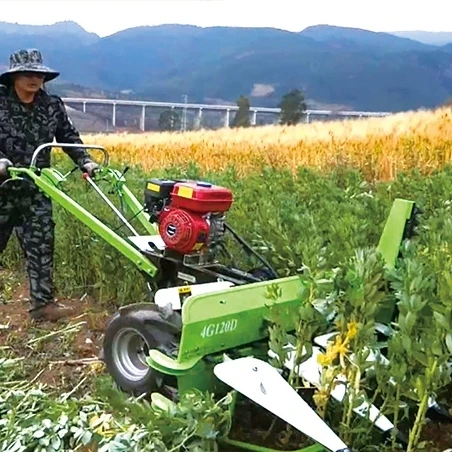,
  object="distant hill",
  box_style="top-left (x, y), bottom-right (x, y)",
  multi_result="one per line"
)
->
top-left (302, 25), bottom-right (432, 52)
top-left (390, 30), bottom-right (452, 46)
top-left (0, 20), bottom-right (99, 44)
top-left (0, 21), bottom-right (452, 112)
